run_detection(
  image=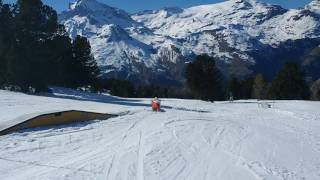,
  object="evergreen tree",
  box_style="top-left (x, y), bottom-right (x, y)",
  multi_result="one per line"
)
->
top-left (16, 0), bottom-right (58, 34)
top-left (72, 35), bottom-right (100, 87)
top-left (110, 79), bottom-right (135, 97)
top-left (39, 28), bottom-right (75, 87)
top-left (303, 45), bottom-right (320, 79)
top-left (226, 76), bottom-right (254, 100)
top-left (239, 77), bottom-right (254, 99)
top-left (0, 2), bottom-right (14, 86)
top-left (185, 54), bottom-right (224, 101)
top-left (1, 0), bottom-right (101, 91)
top-left (269, 62), bottom-right (310, 100)
top-left (5, 0), bottom-right (60, 91)
top-left (227, 77), bottom-right (241, 100)
top-left (310, 79), bottom-right (320, 101)
top-left (252, 74), bottom-right (268, 100)
top-left (0, 2), bottom-right (5, 86)
top-left (0, 56), bottom-right (5, 86)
